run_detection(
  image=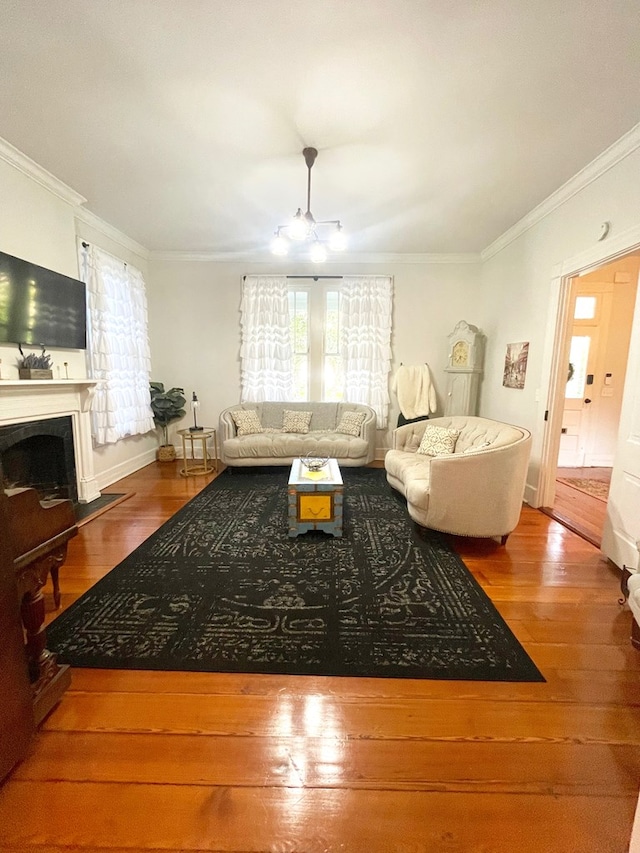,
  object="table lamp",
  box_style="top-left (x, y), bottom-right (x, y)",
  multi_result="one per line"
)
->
top-left (190, 391), bottom-right (203, 431)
